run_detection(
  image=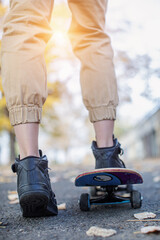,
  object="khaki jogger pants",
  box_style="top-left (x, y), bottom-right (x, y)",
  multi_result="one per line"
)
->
top-left (1, 0), bottom-right (119, 126)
